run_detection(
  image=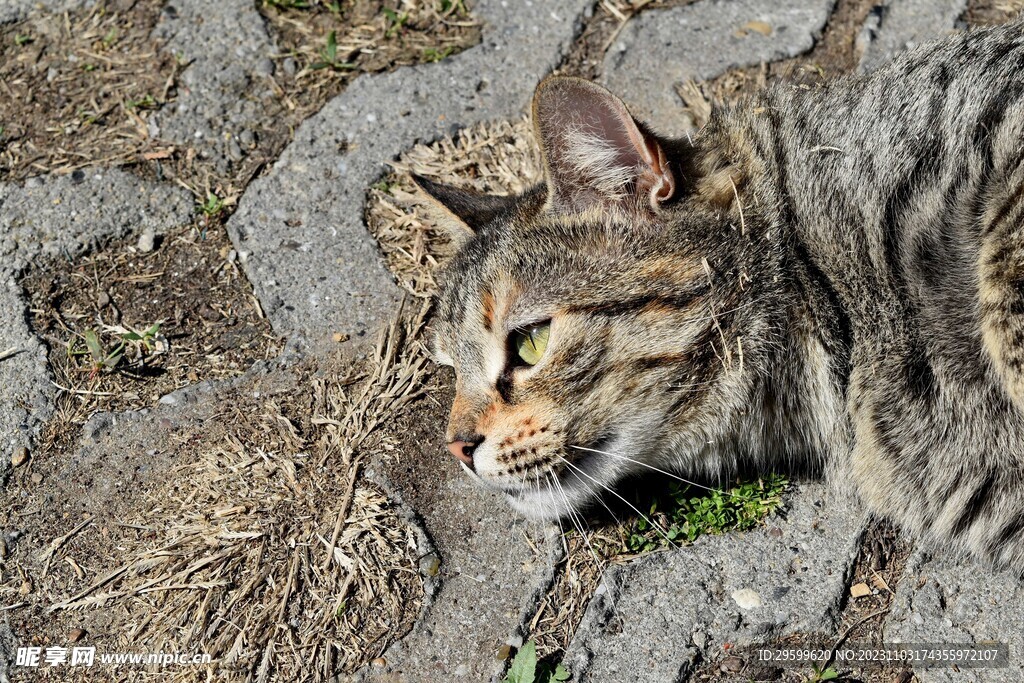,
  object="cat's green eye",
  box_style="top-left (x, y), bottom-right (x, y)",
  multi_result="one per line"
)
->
top-left (512, 323), bottom-right (550, 366)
